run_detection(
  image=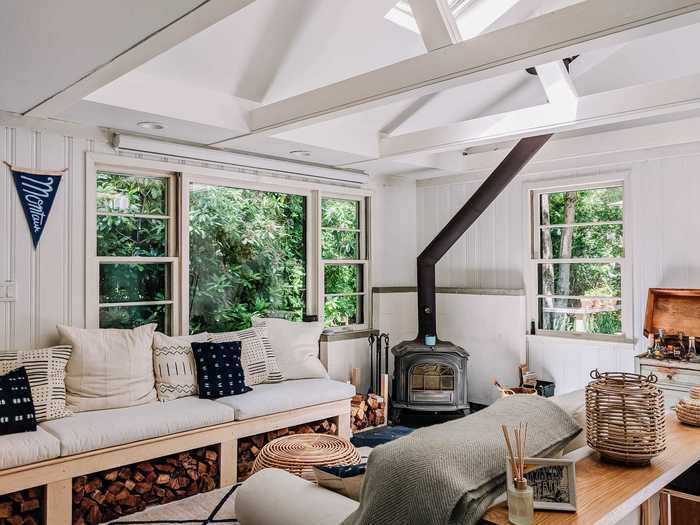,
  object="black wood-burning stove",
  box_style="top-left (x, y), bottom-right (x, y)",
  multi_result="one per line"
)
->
top-left (391, 134), bottom-right (552, 419)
